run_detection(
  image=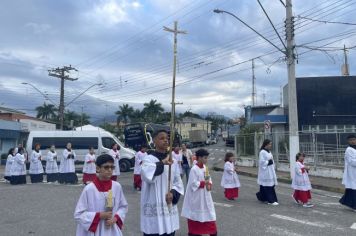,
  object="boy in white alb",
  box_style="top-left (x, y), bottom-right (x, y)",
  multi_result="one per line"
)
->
top-left (83, 147), bottom-right (97, 184)
top-left (108, 143), bottom-right (120, 181)
top-left (292, 153), bottom-right (313, 207)
top-left (10, 147), bottom-right (27, 185)
top-left (221, 152), bottom-right (240, 200)
top-left (4, 148), bottom-right (15, 182)
top-left (74, 154), bottom-right (128, 236)
top-left (60, 142), bottom-right (78, 184)
top-left (181, 149), bottom-right (217, 236)
top-left (339, 134), bottom-right (356, 211)
top-left (29, 143), bottom-right (44, 183)
top-left (172, 146), bottom-right (183, 175)
top-left (46, 145), bottom-right (59, 183)
top-left (140, 130), bottom-right (184, 236)
top-left (133, 145), bottom-right (147, 191)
